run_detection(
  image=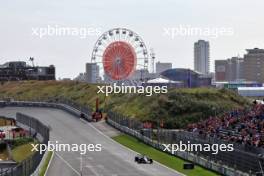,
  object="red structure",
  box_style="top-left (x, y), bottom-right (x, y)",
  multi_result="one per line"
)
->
top-left (91, 28), bottom-right (149, 82)
top-left (92, 98), bottom-right (103, 122)
top-left (103, 41), bottom-right (136, 80)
